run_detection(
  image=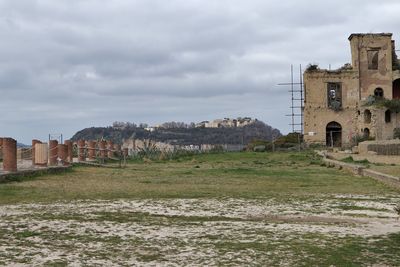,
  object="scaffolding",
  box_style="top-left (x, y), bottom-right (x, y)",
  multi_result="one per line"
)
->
top-left (278, 64), bottom-right (304, 134)
top-left (49, 133), bottom-right (63, 144)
